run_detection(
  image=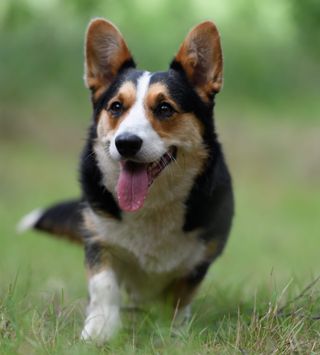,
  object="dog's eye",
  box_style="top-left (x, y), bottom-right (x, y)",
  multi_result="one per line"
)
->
top-left (154, 102), bottom-right (175, 119)
top-left (108, 101), bottom-right (123, 117)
